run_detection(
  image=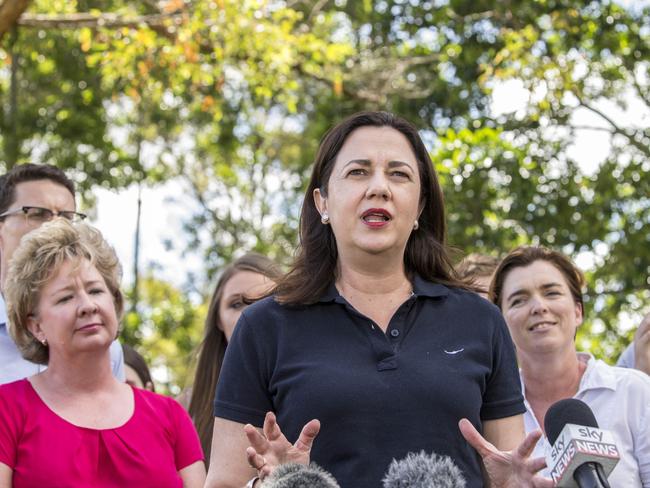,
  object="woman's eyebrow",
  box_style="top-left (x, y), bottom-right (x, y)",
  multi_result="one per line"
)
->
top-left (341, 158), bottom-right (371, 169)
top-left (506, 288), bottom-right (527, 303)
top-left (341, 159), bottom-right (413, 169)
top-left (387, 160), bottom-right (414, 170)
